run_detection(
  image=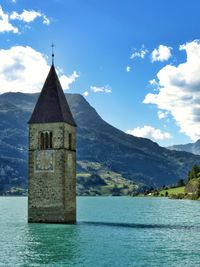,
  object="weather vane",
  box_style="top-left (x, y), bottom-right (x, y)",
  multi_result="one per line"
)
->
top-left (51, 43), bottom-right (55, 65)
